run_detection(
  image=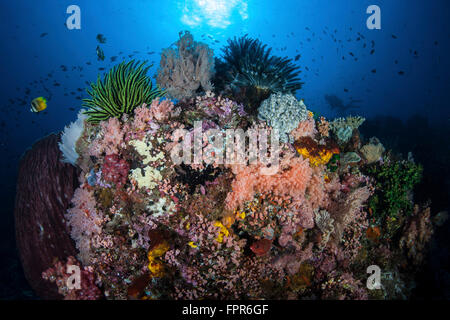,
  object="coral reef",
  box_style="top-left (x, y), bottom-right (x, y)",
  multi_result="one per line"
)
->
top-left (23, 35), bottom-right (437, 301)
top-left (157, 31), bottom-right (214, 100)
